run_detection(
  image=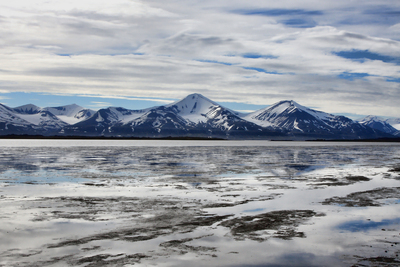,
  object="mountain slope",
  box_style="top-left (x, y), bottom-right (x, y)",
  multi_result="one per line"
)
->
top-left (61, 107), bottom-right (149, 136)
top-left (0, 94), bottom-right (395, 140)
top-left (44, 104), bottom-right (96, 124)
top-left (359, 116), bottom-right (400, 136)
top-left (166, 93), bottom-right (276, 138)
top-left (166, 93), bottom-right (241, 123)
top-left (13, 104), bottom-right (70, 133)
top-left (0, 104), bottom-right (42, 135)
top-left (111, 106), bottom-right (193, 137)
top-left (386, 118), bottom-right (400, 131)
top-left (62, 94), bottom-right (280, 138)
top-left (13, 104), bottom-right (42, 114)
top-left (244, 100), bottom-right (388, 139)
